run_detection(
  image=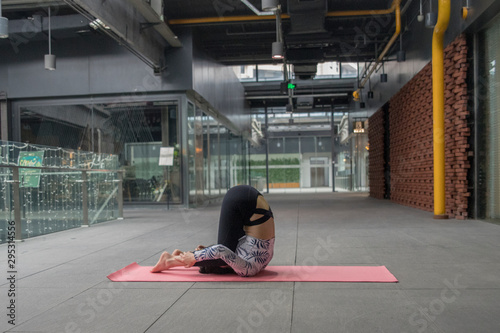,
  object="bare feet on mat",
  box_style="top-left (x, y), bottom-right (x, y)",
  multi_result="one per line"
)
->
top-left (151, 252), bottom-right (183, 273)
